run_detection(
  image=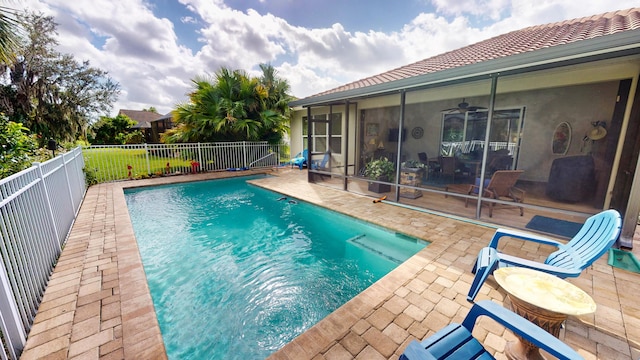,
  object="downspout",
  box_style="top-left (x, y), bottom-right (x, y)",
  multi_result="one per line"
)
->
top-left (394, 90), bottom-right (406, 201)
top-left (475, 75), bottom-right (499, 218)
top-left (329, 104), bottom-right (333, 170)
top-left (306, 106), bottom-right (312, 182)
top-left (620, 153), bottom-right (640, 248)
top-left (344, 100), bottom-right (350, 191)
top-left (613, 74), bottom-right (640, 249)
